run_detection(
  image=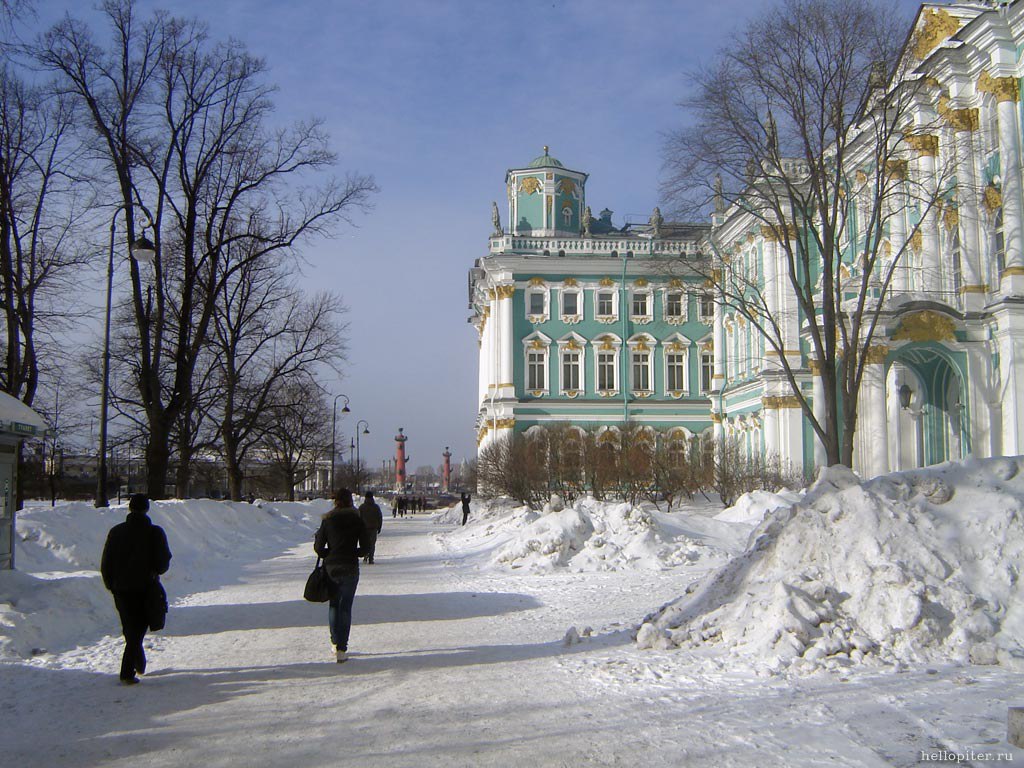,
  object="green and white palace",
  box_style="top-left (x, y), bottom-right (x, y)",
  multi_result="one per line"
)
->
top-left (469, 1), bottom-right (1024, 479)
top-left (469, 148), bottom-right (715, 458)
